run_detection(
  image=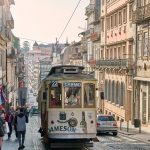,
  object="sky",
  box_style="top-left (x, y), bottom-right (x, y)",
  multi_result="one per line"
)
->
top-left (11, 0), bottom-right (89, 45)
